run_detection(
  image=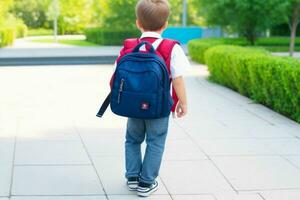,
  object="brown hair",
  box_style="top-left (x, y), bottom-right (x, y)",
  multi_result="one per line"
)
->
top-left (136, 0), bottom-right (170, 31)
